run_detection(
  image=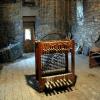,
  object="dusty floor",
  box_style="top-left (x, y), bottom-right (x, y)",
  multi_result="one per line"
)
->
top-left (0, 53), bottom-right (100, 100)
